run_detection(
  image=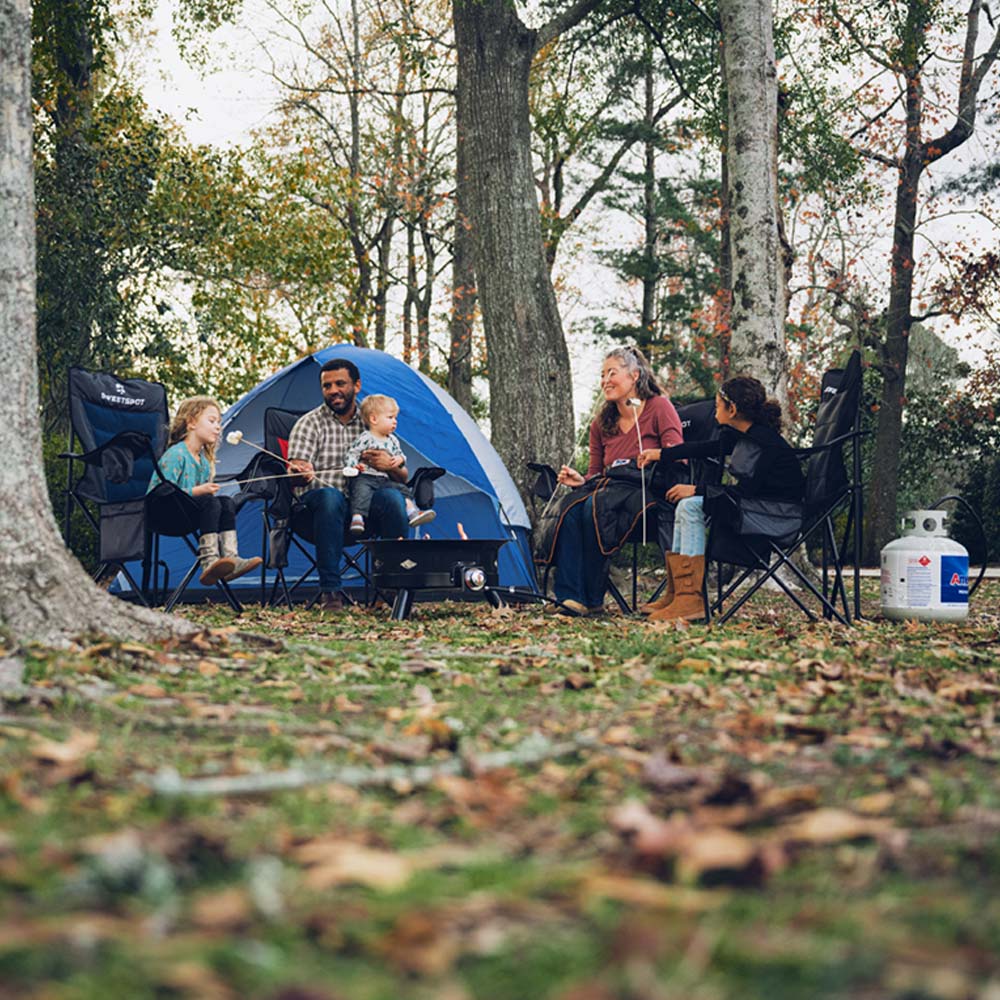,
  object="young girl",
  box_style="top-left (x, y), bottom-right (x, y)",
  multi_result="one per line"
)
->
top-left (638, 375), bottom-right (805, 621)
top-left (147, 396), bottom-right (262, 586)
top-left (343, 394), bottom-right (435, 535)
